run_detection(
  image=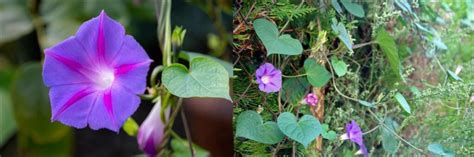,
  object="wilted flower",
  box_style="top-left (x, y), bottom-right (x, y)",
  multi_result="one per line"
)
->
top-left (137, 99), bottom-right (169, 156)
top-left (304, 93), bottom-right (318, 106)
top-left (43, 11), bottom-right (152, 132)
top-left (341, 120), bottom-right (368, 157)
top-left (255, 63), bottom-right (282, 93)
